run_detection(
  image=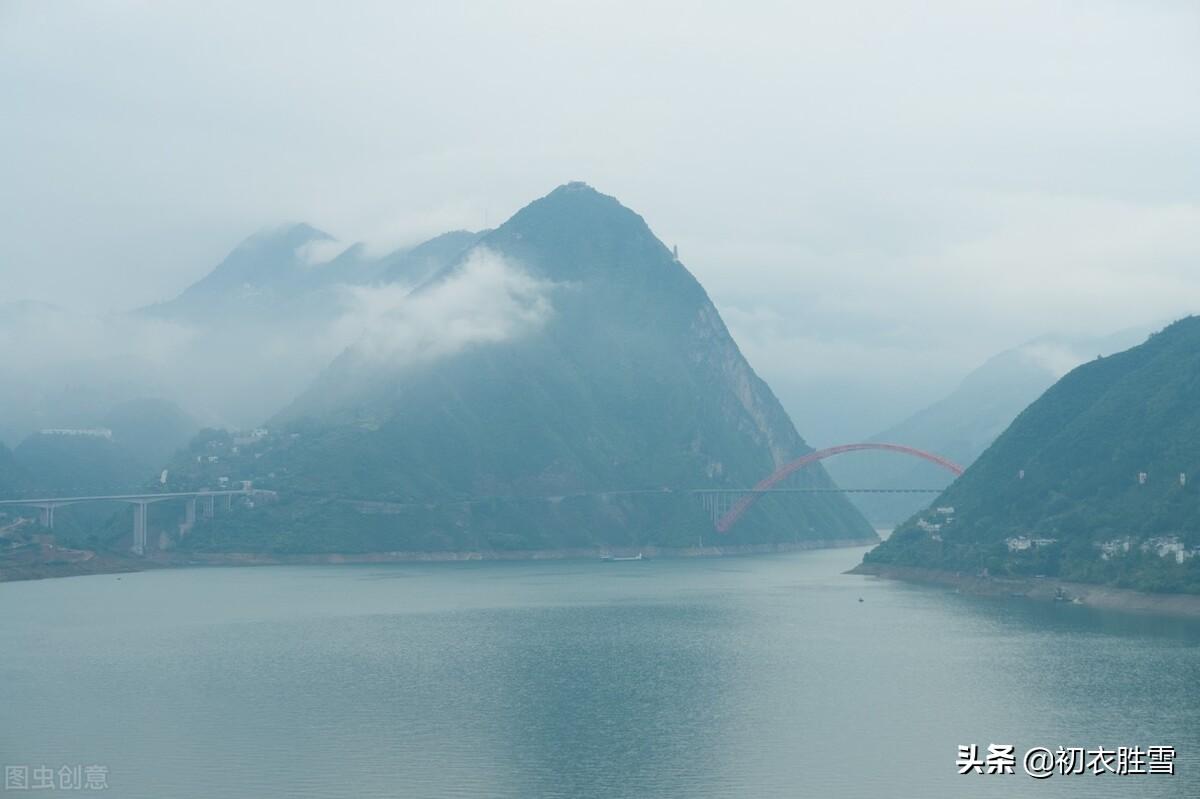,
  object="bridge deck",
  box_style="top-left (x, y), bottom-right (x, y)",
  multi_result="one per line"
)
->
top-left (0, 489), bottom-right (252, 506)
